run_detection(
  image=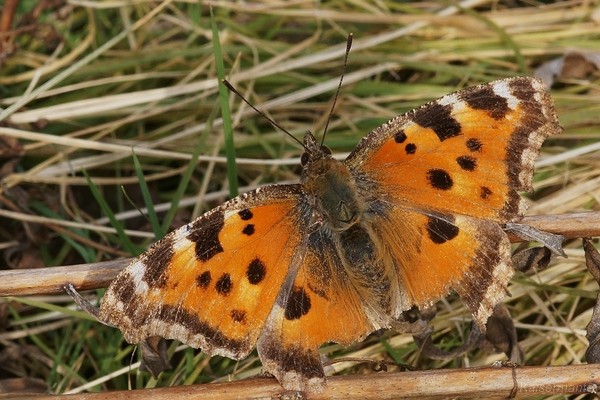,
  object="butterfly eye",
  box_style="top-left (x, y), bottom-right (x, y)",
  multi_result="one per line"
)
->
top-left (321, 145), bottom-right (332, 155)
top-left (301, 152), bottom-right (310, 166)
